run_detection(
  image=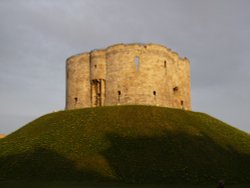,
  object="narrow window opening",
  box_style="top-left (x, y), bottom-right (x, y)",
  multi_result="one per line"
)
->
top-left (164, 60), bottom-right (166, 68)
top-left (181, 100), bottom-right (184, 109)
top-left (173, 87), bottom-right (179, 94)
top-left (94, 64), bottom-right (97, 68)
top-left (118, 90), bottom-right (121, 103)
top-left (135, 56), bottom-right (140, 71)
top-left (74, 97), bottom-right (78, 104)
top-left (153, 91), bottom-right (156, 102)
